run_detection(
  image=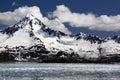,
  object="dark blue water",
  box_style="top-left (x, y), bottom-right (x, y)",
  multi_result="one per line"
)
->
top-left (0, 62), bottom-right (120, 80)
